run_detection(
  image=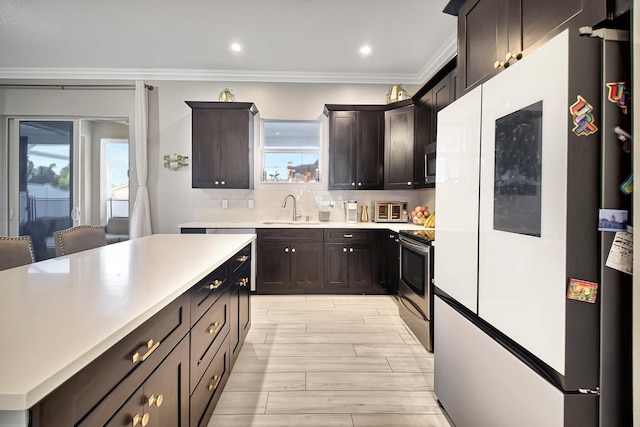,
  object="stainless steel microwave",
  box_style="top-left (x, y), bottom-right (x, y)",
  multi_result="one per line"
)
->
top-left (372, 201), bottom-right (408, 223)
top-left (424, 142), bottom-right (437, 185)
